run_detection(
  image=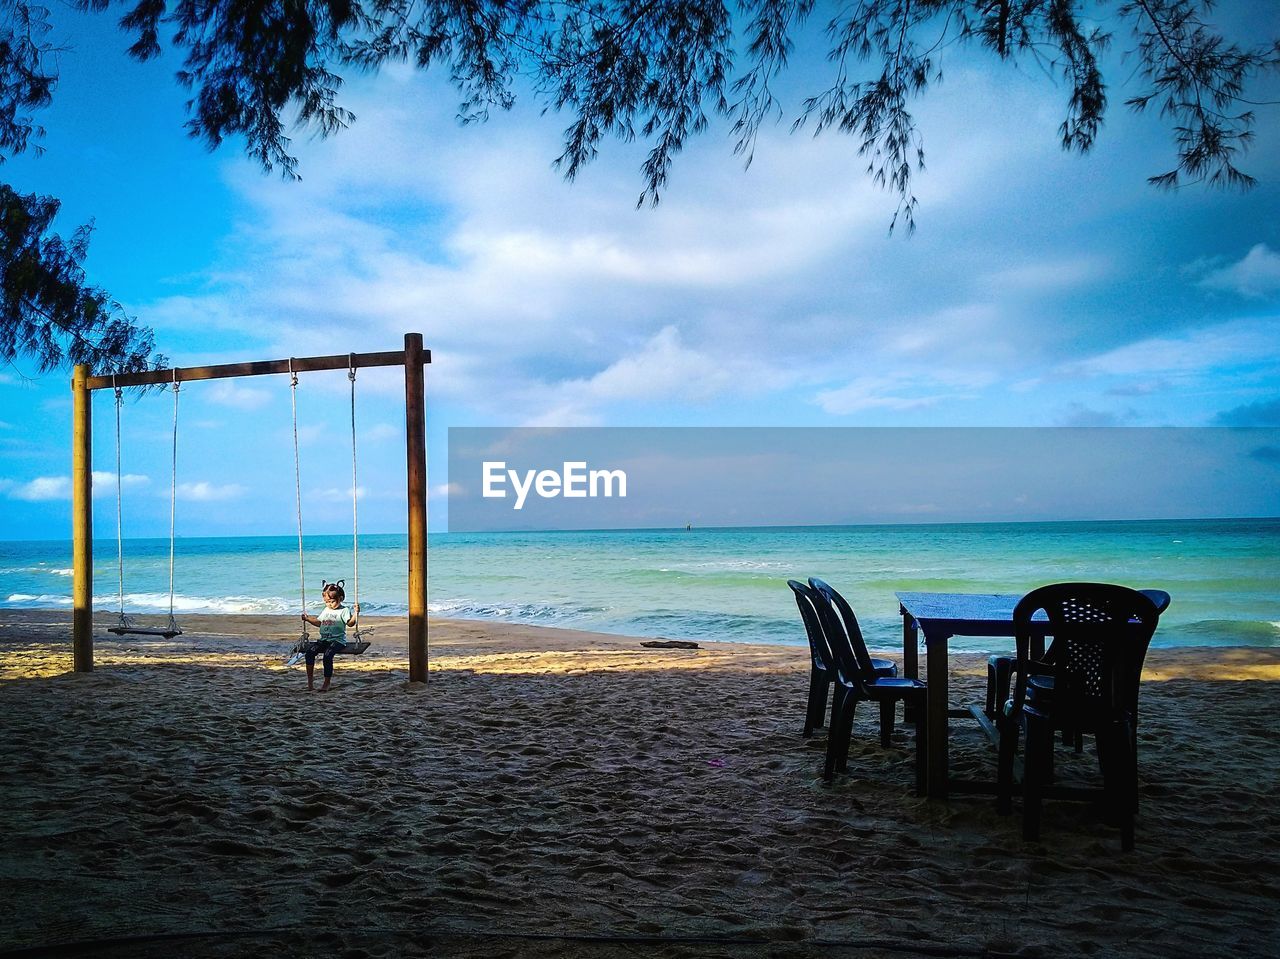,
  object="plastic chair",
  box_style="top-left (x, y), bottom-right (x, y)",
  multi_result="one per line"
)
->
top-left (807, 578), bottom-right (928, 794)
top-left (985, 588), bottom-right (1171, 751)
top-left (995, 583), bottom-right (1160, 850)
top-left (788, 580), bottom-right (897, 738)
